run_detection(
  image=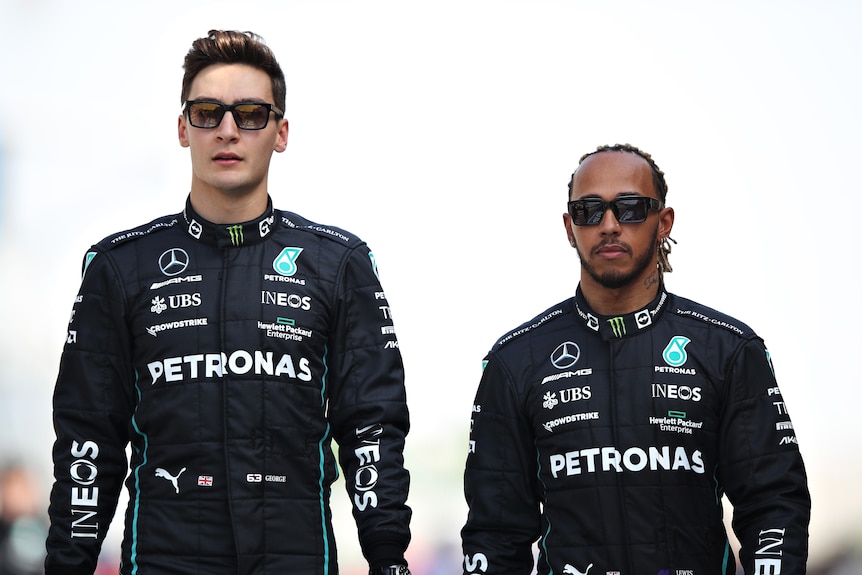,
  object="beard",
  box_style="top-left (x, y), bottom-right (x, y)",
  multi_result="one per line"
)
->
top-left (576, 227), bottom-right (658, 290)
